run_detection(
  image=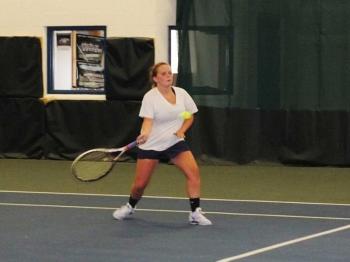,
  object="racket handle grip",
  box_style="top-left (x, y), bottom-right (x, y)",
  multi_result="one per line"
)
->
top-left (126, 141), bottom-right (138, 150)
